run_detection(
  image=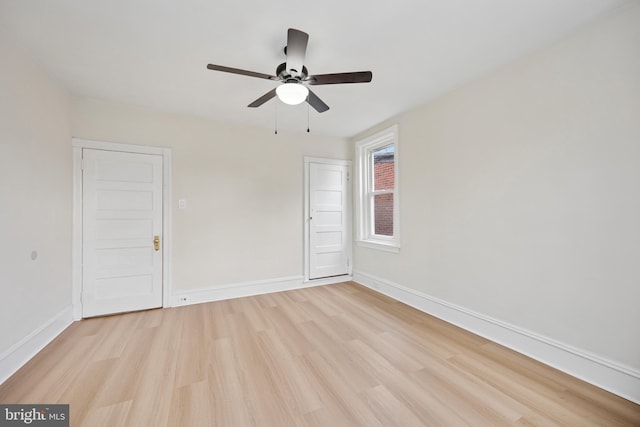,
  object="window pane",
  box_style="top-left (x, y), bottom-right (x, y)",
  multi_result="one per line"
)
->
top-left (372, 145), bottom-right (395, 191)
top-left (374, 193), bottom-right (394, 236)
